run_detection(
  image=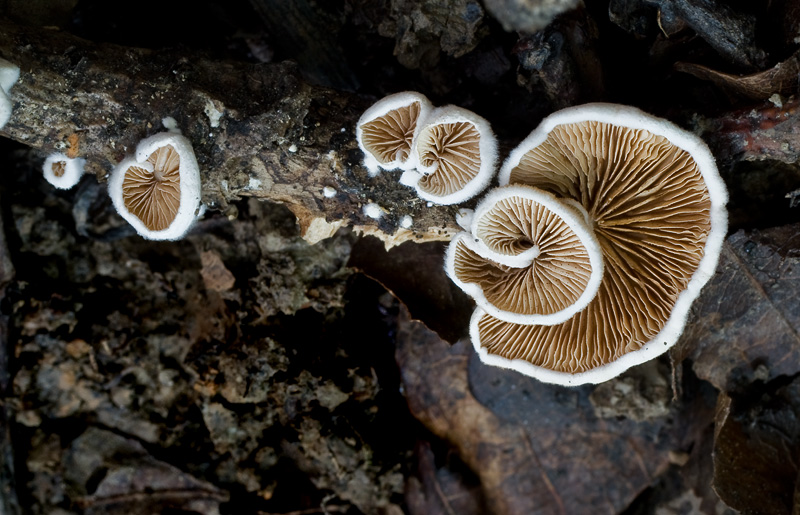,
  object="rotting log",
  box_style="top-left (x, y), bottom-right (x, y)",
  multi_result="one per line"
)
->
top-left (4, 17), bottom-right (800, 251)
top-left (0, 19), bottom-right (461, 248)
